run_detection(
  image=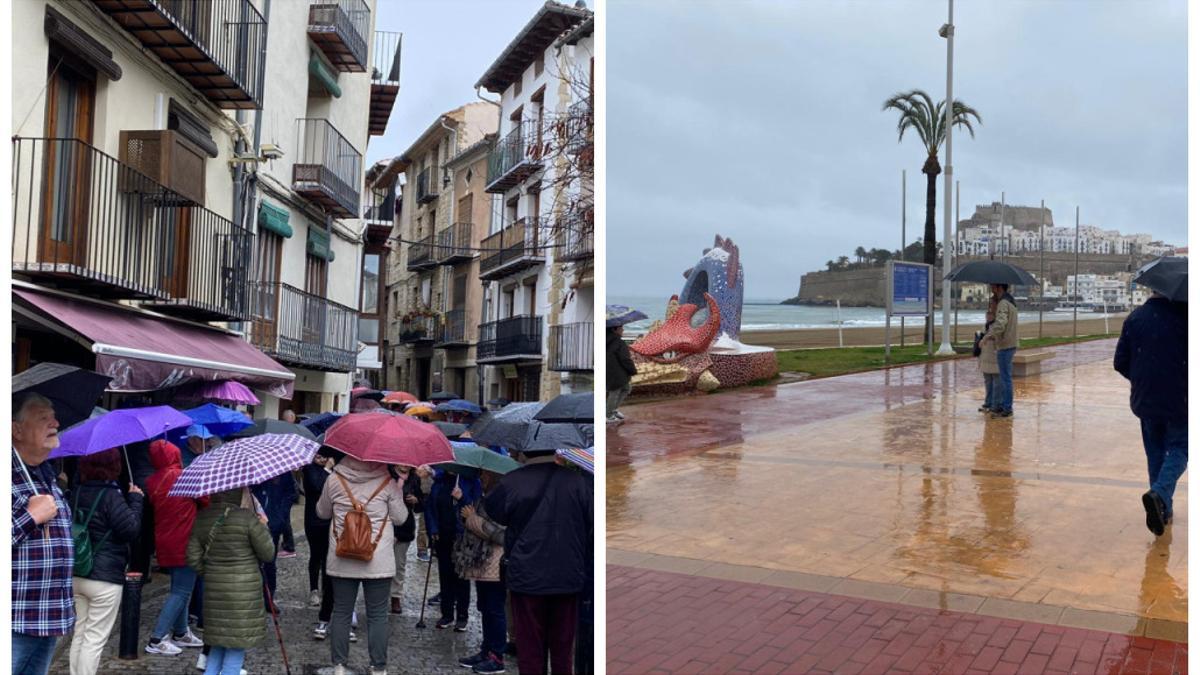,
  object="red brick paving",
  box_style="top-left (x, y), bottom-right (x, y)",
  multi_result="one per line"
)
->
top-left (607, 564), bottom-right (1187, 675)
